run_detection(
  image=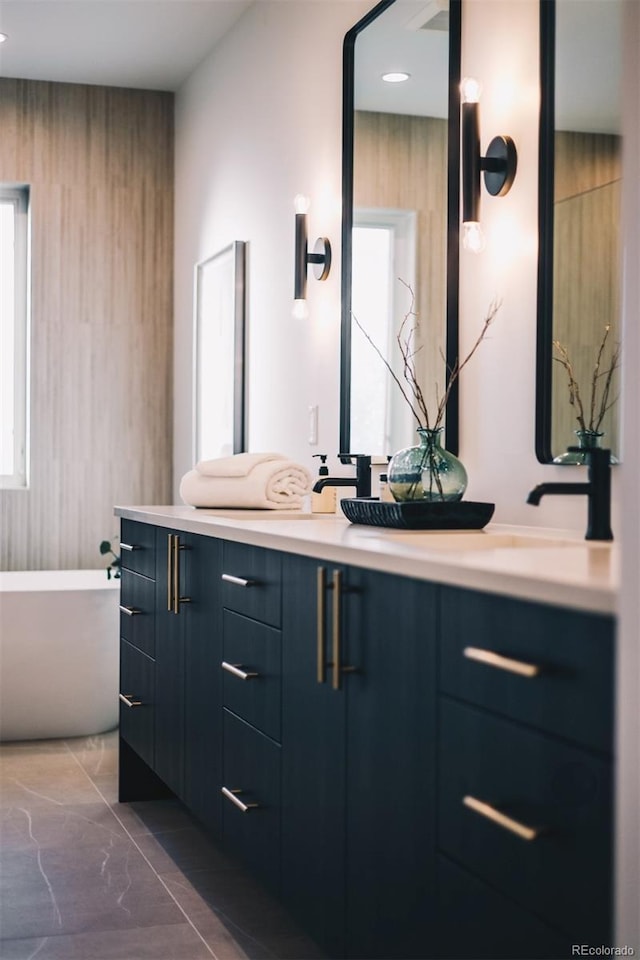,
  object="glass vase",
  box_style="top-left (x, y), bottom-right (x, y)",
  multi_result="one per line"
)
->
top-left (553, 429), bottom-right (619, 466)
top-left (388, 427), bottom-right (468, 502)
